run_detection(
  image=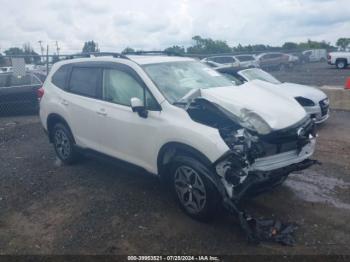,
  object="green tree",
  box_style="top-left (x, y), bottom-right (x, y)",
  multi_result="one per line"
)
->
top-left (121, 47), bottom-right (135, 54)
top-left (298, 40), bottom-right (333, 50)
top-left (4, 47), bottom-right (24, 56)
top-left (164, 45), bottom-right (185, 55)
top-left (282, 42), bottom-right (298, 50)
top-left (336, 38), bottom-right (350, 51)
top-left (23, 43), bottom-right (40, 64)
top-left (82, 41), bottom-right (100, 53)
top-left (187, 35), bottom-right (232, 54)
